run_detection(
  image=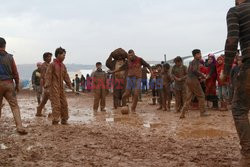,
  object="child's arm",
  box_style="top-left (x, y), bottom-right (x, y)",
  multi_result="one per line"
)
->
top-left (63, 66), bottom-right (73, 90)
